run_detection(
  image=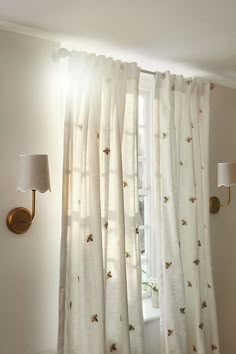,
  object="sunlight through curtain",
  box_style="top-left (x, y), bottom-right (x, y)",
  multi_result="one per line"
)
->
top-left (57, 52), bottom-right (144, 354)
top-left (153, 72), bottom-right (220, 354)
